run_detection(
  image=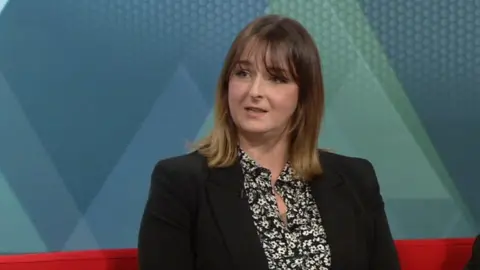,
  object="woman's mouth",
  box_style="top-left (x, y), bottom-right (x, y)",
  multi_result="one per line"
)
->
top-left (245, 107), bottom-right (267, 113)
